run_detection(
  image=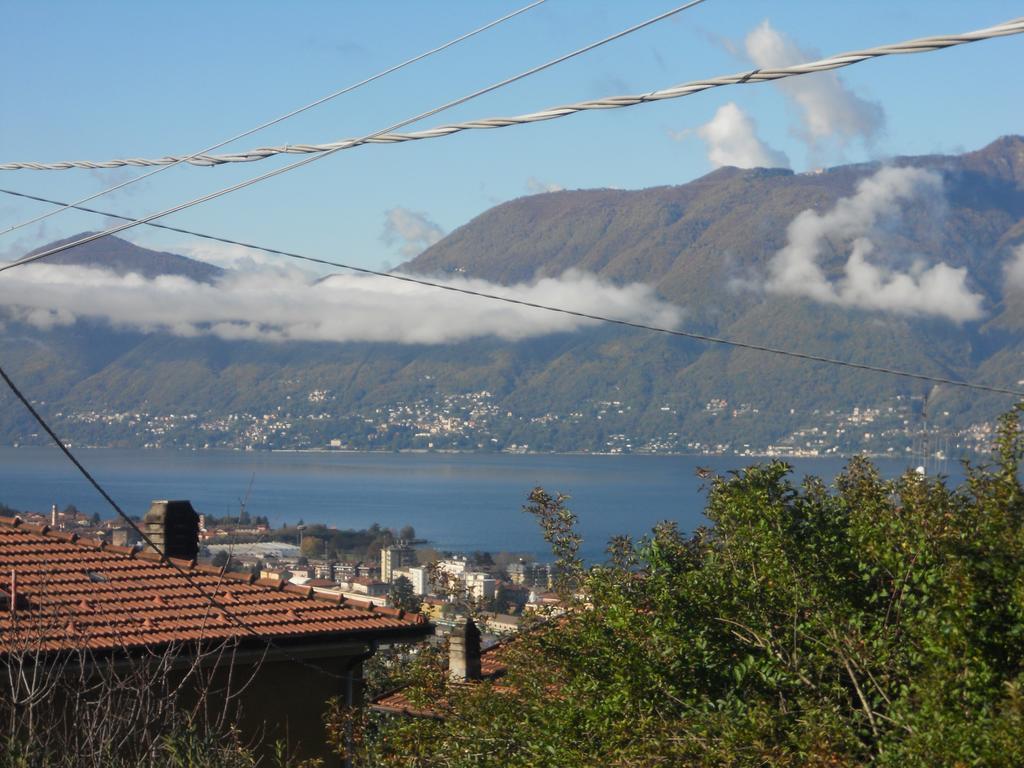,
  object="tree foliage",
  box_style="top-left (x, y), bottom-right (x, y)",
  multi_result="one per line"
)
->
top-left (354, 406), bottom-right (1024, 767)
top-left (389, 576), bottom-right (420, 614)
